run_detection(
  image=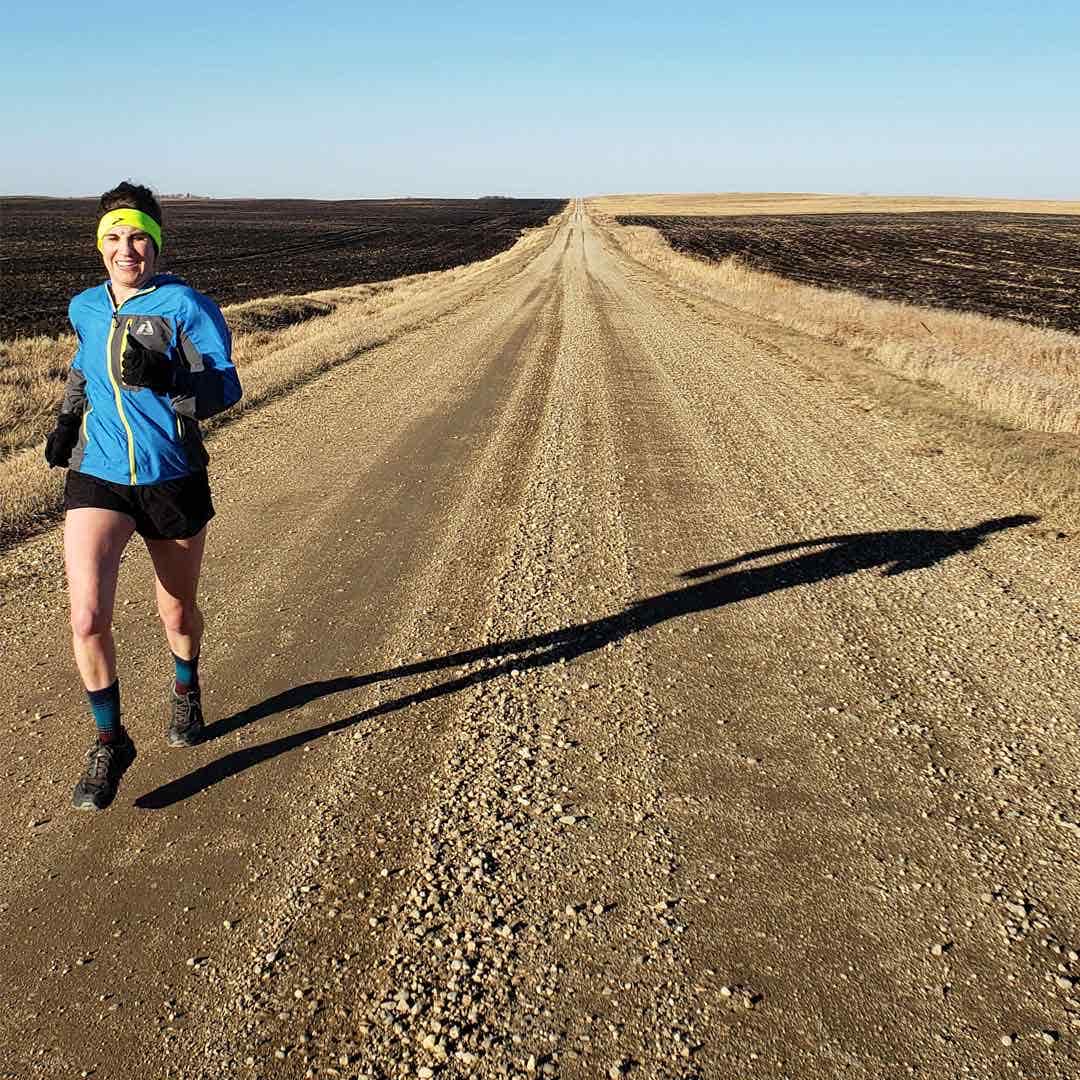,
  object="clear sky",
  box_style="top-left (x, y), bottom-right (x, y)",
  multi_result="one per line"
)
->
top-left (3, 0), bottom-right (1078, 199)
